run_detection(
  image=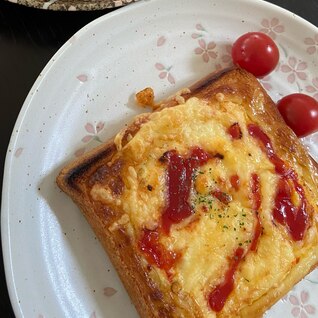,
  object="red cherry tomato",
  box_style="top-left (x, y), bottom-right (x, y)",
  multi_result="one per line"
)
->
top-left (232, 32), bottom-right (279, 77)
top-left (277, 94), bottom-right (318, 137)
